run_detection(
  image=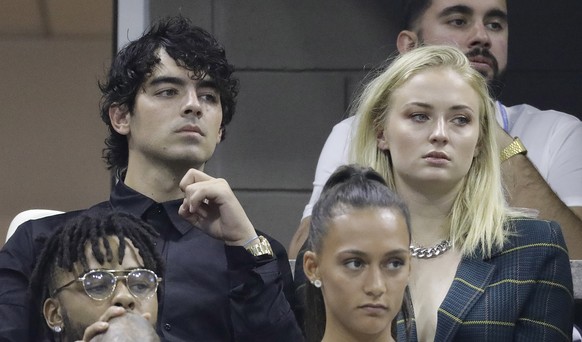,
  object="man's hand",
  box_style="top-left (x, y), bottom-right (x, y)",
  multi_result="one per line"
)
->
top-left (85, 310), bottom-right (158, 342)
top-left (77, 307), bottom-right (153, 341)
top-left (178, 169), bottom-right (257, 246)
